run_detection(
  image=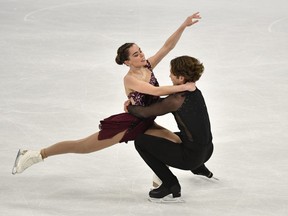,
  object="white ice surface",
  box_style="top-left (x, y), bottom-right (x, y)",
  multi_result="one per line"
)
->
top-left (1, 0), bottom-right (288, 215)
